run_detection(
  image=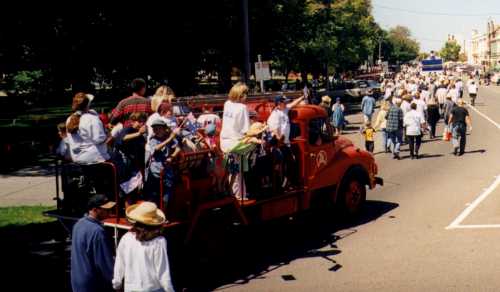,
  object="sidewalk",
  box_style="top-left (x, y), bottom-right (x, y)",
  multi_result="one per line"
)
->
top-left (0, 165), bottom-right (56, 207)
